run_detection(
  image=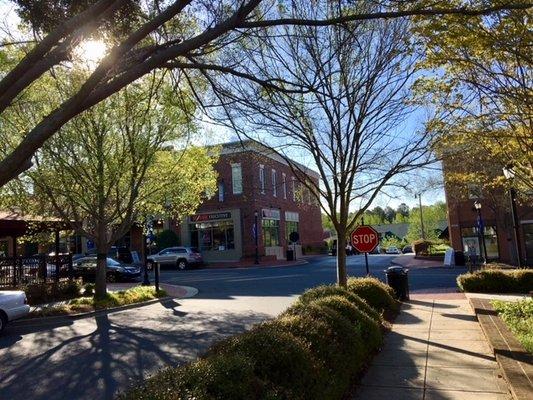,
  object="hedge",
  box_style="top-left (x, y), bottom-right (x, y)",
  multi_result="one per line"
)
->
top-left (457, 269), bottom-right (533, 293)
top-left (346, 276), bottom-right (399, 312)
top-left (297, 284), bottom-right (382, 321)
top-left (118, 277), bottom-right (396, 400)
